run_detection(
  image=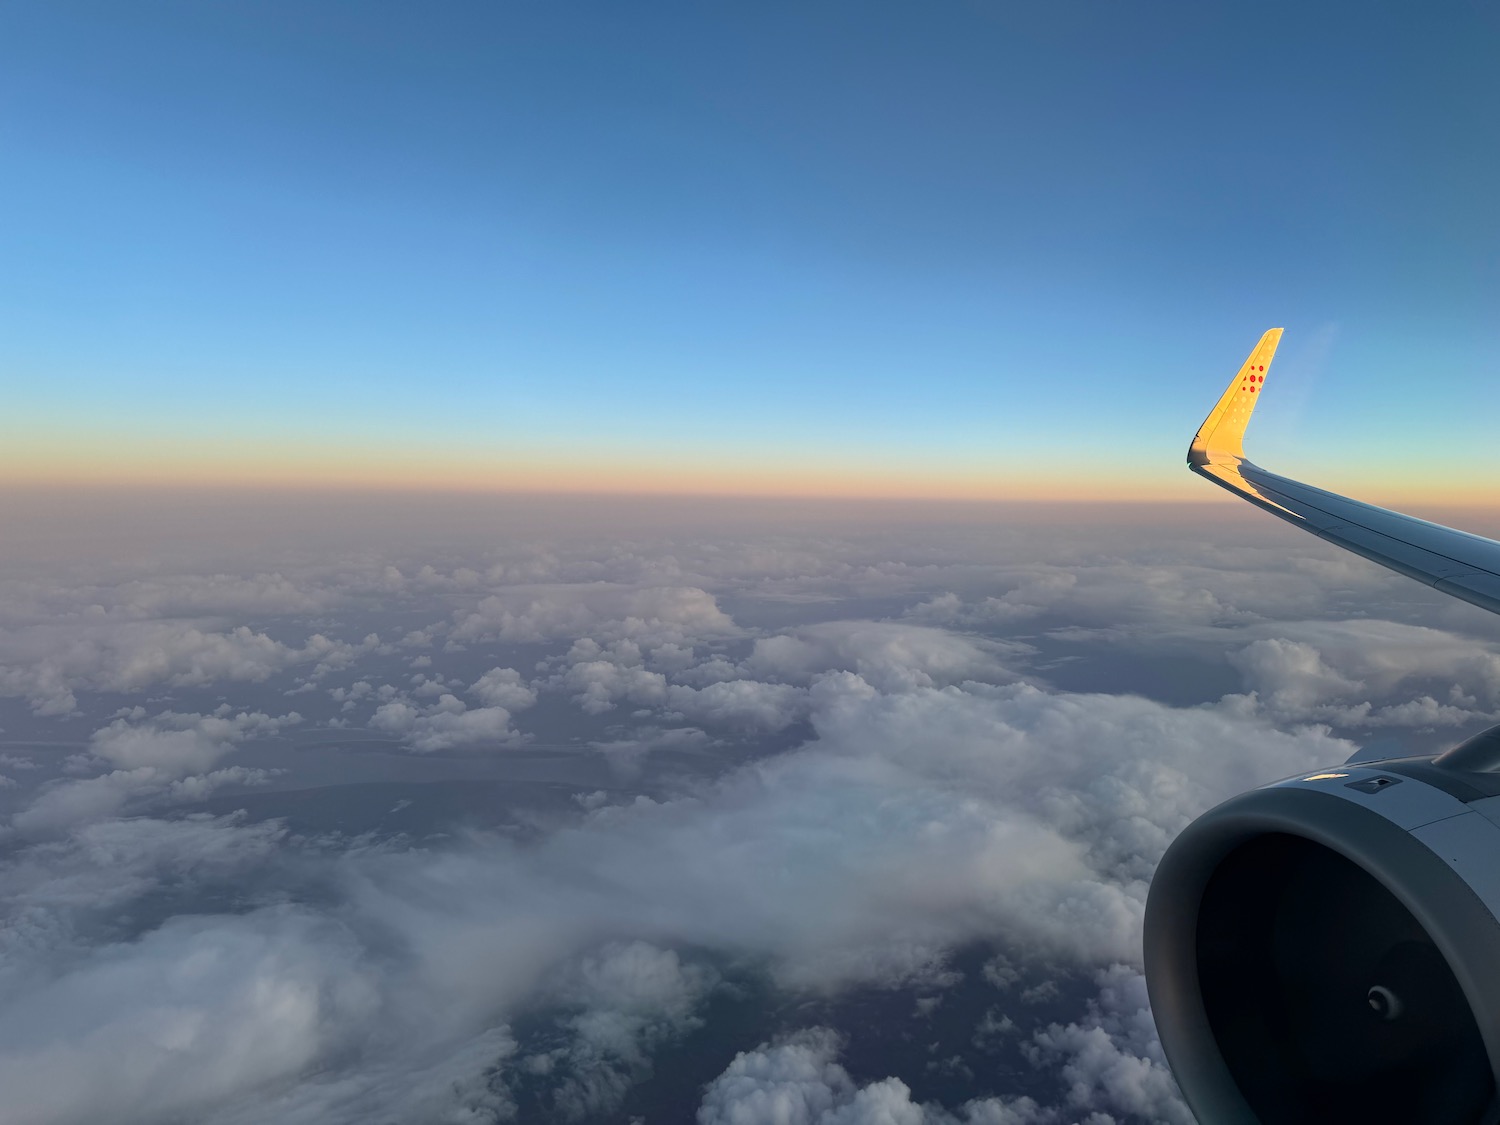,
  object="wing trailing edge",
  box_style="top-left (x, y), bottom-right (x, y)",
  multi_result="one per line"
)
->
top-left (1189, 332), bottom-right (1500, 617)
